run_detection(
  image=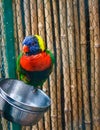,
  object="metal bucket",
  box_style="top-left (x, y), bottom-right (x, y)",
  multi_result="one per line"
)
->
top-left (0, 79), bottom-right (51, 125)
